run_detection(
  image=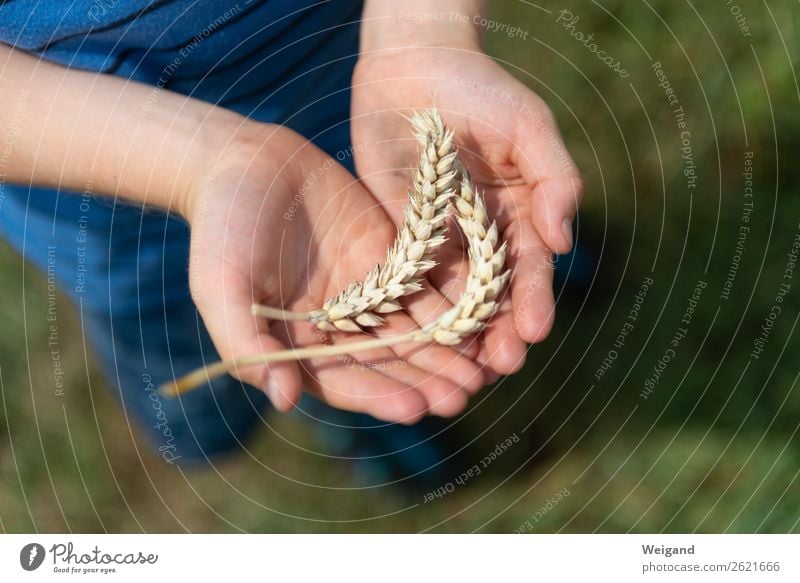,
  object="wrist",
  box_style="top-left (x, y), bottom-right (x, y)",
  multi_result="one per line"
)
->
top-left (177, 113), bottom-right (265, 224)
top-left (360, 0), bottom-right (484, 54)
